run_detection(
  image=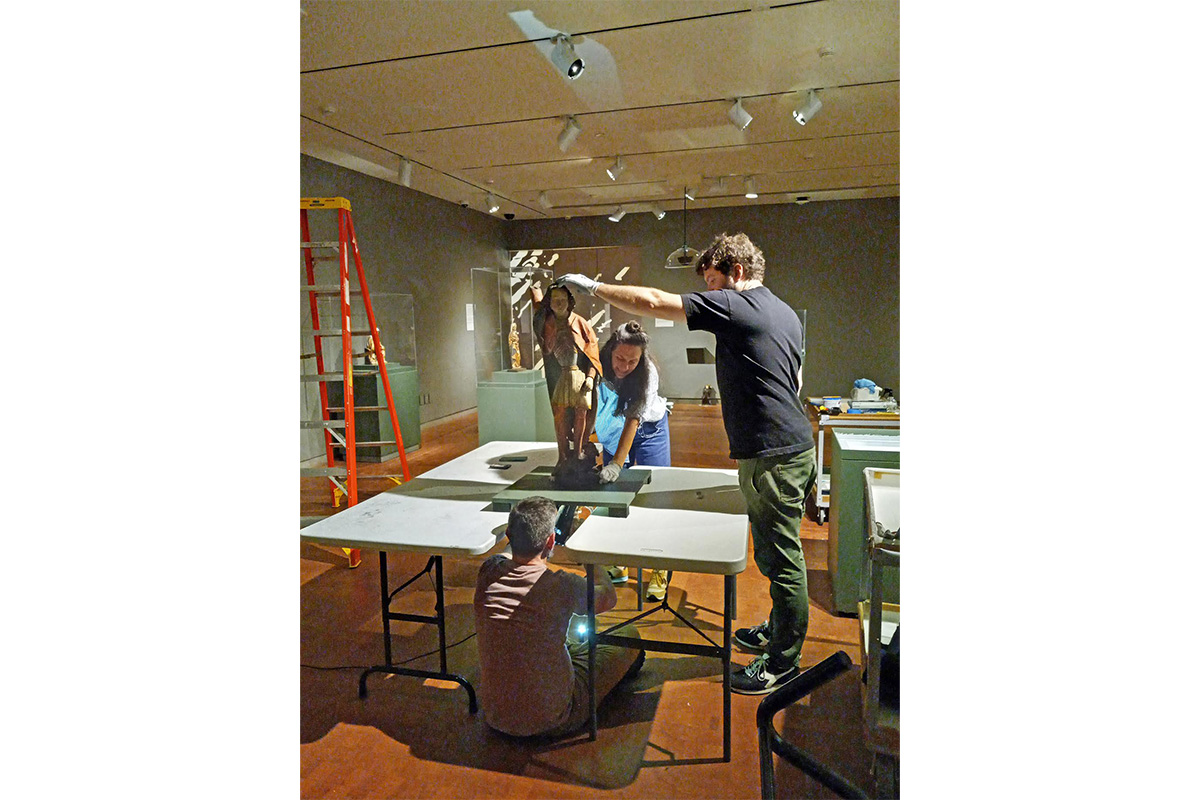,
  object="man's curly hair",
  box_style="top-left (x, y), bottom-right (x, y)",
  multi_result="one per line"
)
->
top-left (695, 232), bottom-right (765, 282)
